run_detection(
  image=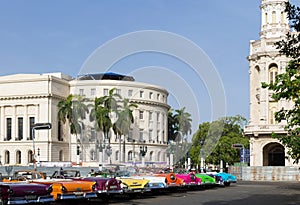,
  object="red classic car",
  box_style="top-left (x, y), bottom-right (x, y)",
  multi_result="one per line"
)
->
top-left (0, 182), bottom-right (54, 205)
